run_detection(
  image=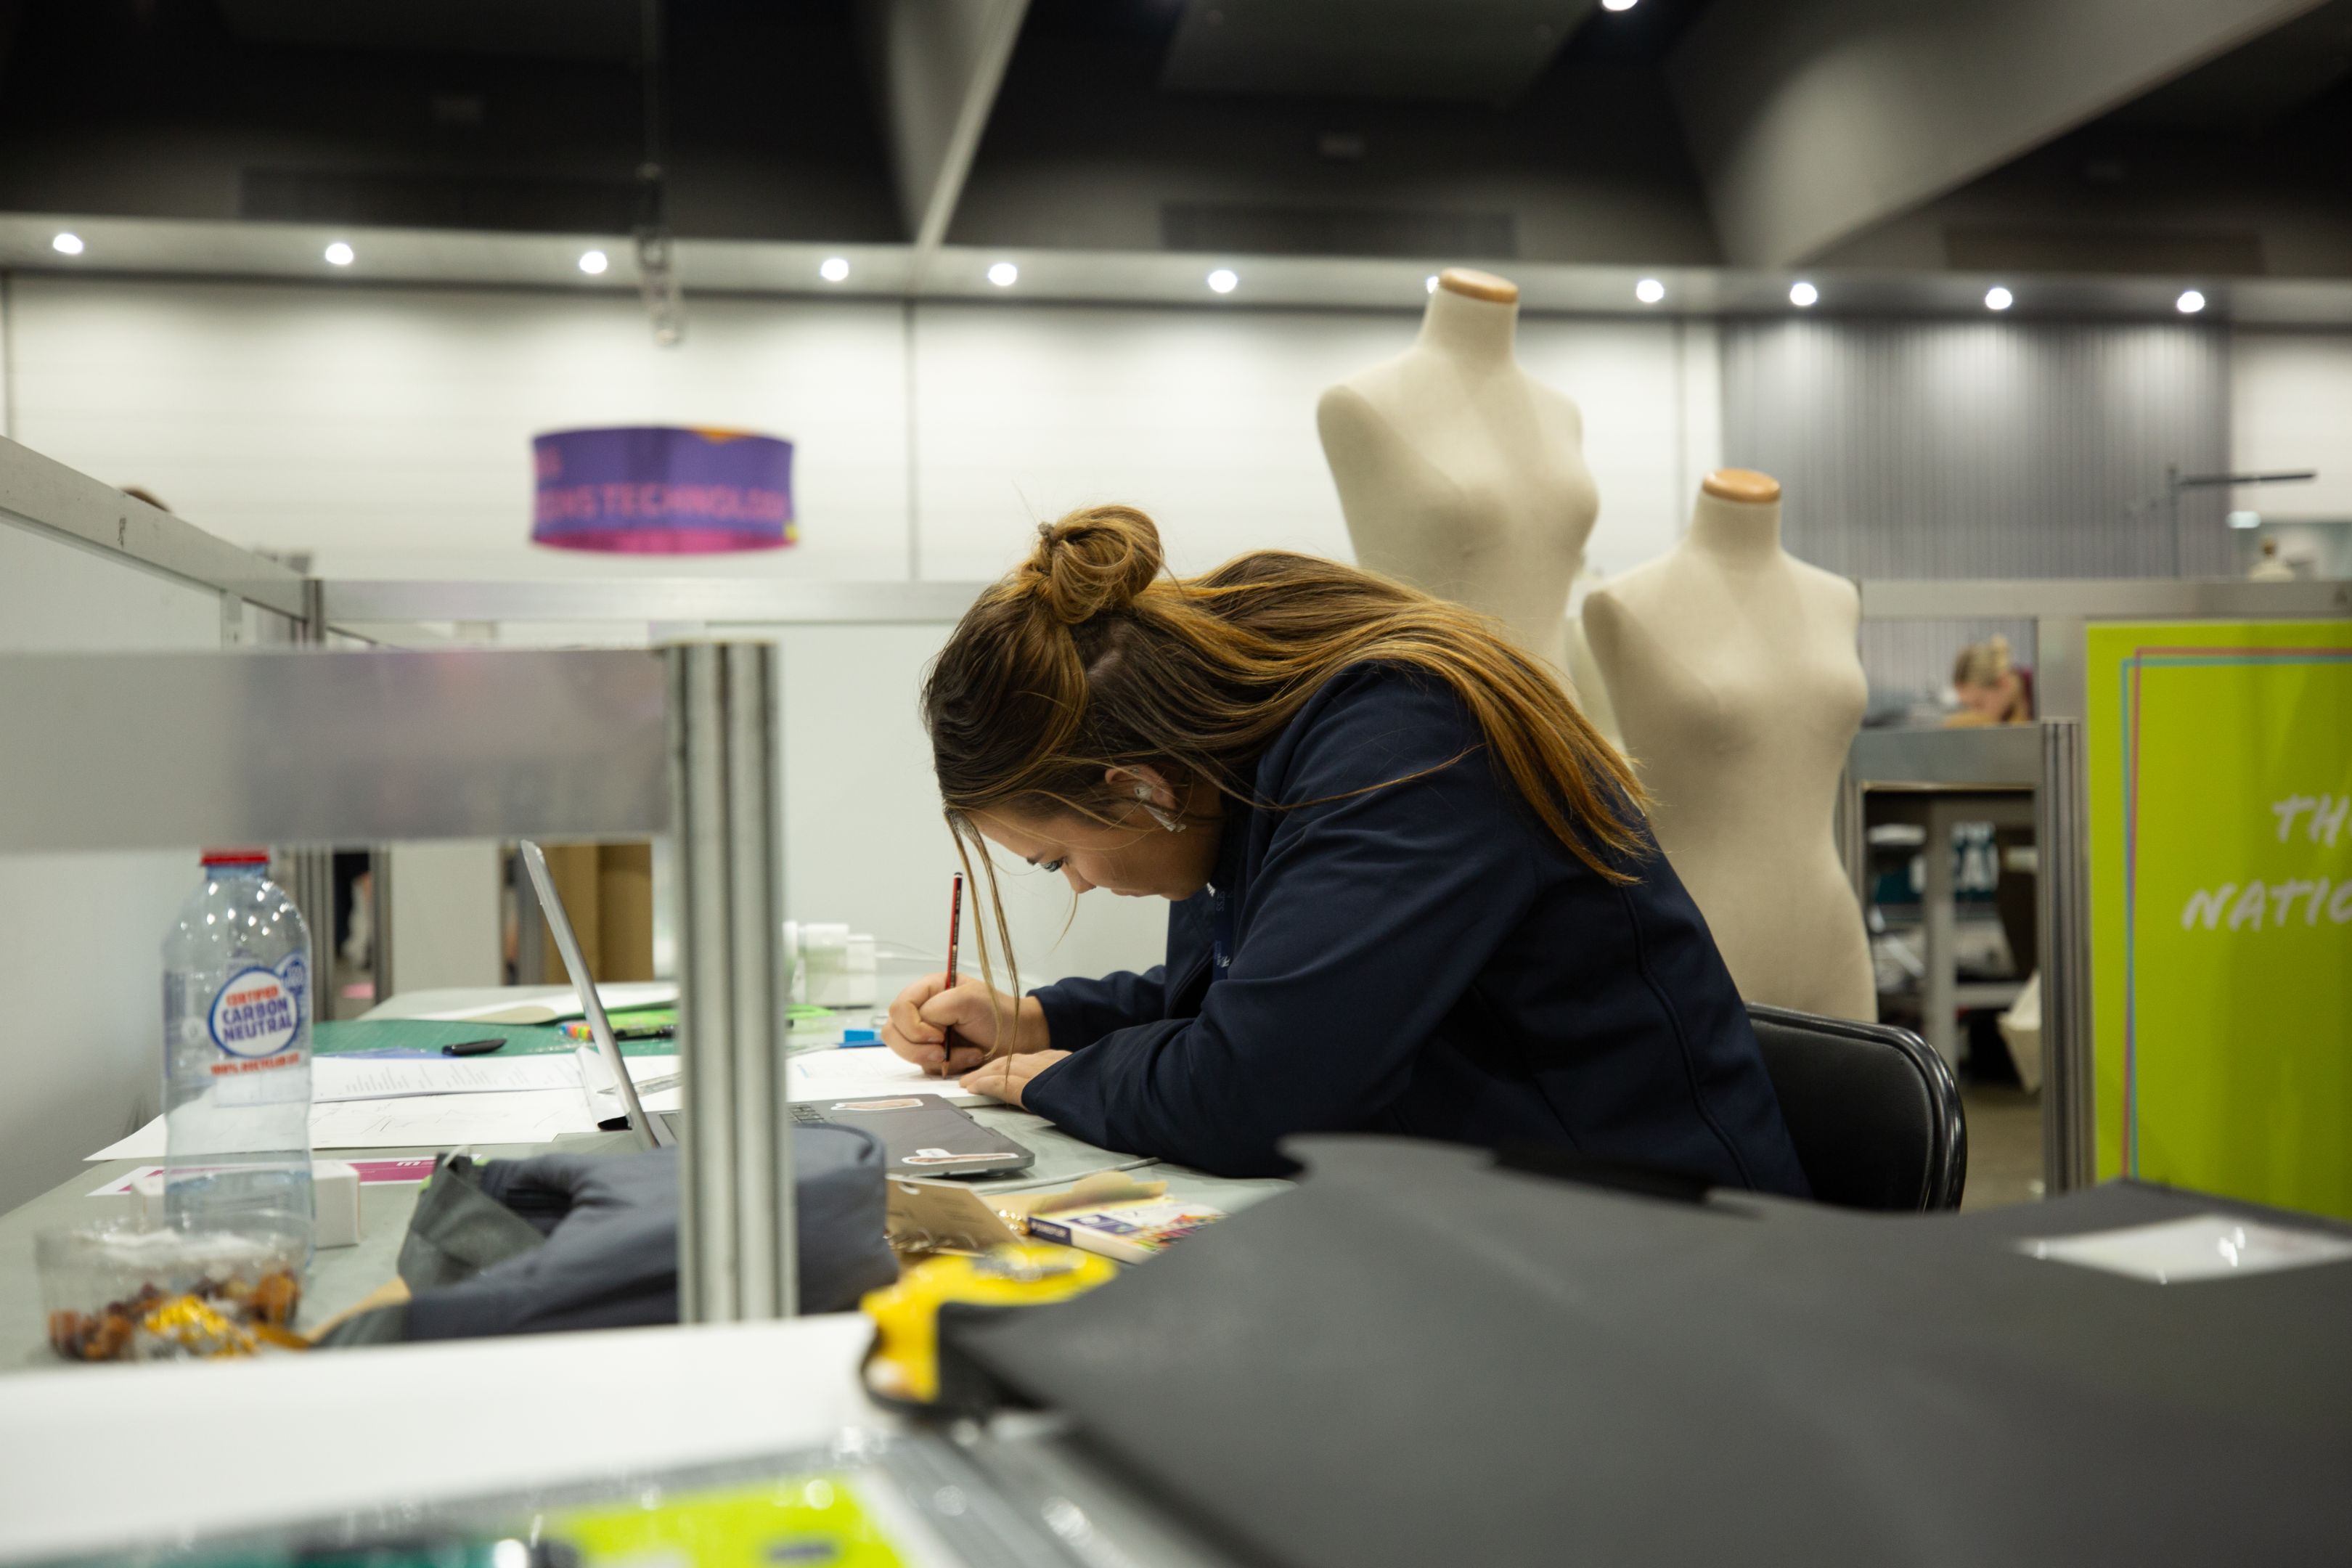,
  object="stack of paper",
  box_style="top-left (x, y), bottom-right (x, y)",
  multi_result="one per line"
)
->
top-left (788, 1048), bottom-right (987, 1107)
top-left (87, 1042), bottom-right (987, 1161)
top-left (312, 1055), bottom-right (585, 1102)
top-left (87, 1090), bottom-right (601, 1161)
